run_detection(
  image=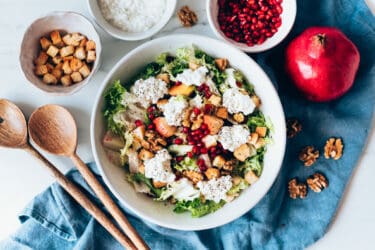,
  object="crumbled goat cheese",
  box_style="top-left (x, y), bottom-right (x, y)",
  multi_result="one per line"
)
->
top-left (218, 125), bottom-right (250, 152)
top-left (197, 175), bottom-right (233, 203)
top-left (175, 66), bottom-right (208, 86)
top-left (161, 96), bottom-right (188, 126)
top-left (222, 88), bottom-right (255, 115)
top-left (224, 68), bottom-right (238, 89)
top-left (98, 0), bottom-right (166, 32)
top-left (189, 94), bottom-right (203, 108)
top-left (131, 77), bottom-right (168, 108)
top-left (144, 149), bottom-right (175, 183)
